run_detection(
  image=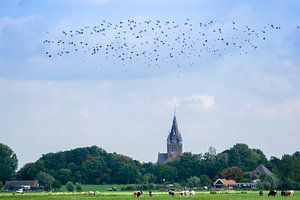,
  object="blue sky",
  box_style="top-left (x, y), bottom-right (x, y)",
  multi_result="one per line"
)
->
top-left (1, 0), bottom-right (300, 168)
